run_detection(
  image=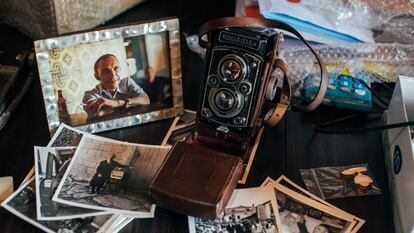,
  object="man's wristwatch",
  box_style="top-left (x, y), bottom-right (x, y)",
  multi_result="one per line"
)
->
top-left (123, 98), bottom-right (130, 109)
